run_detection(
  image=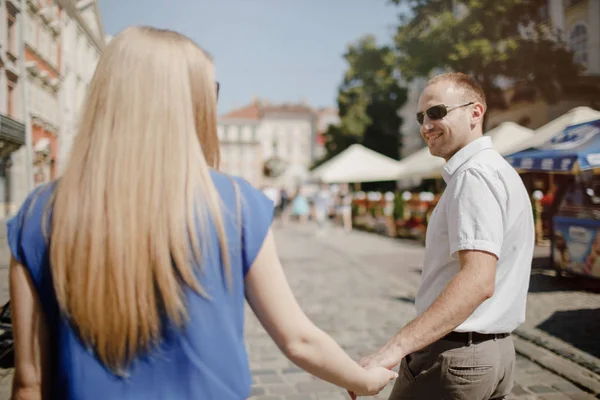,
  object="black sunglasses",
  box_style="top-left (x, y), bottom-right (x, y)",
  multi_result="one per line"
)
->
top-left (416, 102), bottom-right (474, 125)
top-left (216, 81), bottom-right (220, 100)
